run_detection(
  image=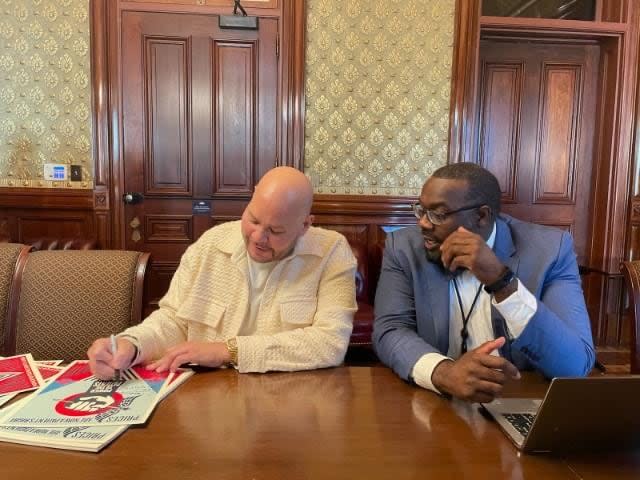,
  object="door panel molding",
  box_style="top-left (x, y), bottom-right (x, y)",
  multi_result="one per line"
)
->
top-left (478, 61), bottom-right (523, 203)
top-left (213, 40), bottom-right (256, 195)
top-left (144, 215), bottom-right (193, 243)
top-left (534, 63), bottom-right (581, 204)
top-left (145, 36), bottom-right (191, 194)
